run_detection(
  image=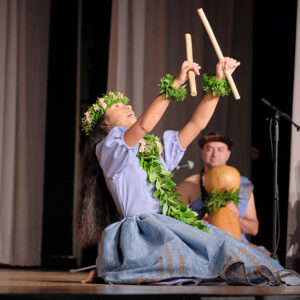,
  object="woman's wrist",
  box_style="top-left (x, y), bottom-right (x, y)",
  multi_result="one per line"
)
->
top-left (215, 74), bottom-right (223, 81)
top-left (202, 73), bottom-right (231, 97)
top-left (172, 77), bottom-right (183, 88)
top-left (158, 74), bottom-right (187, 102)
